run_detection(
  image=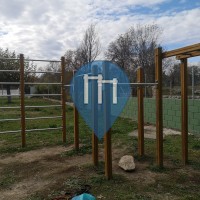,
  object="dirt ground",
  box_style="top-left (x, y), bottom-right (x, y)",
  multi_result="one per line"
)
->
top-left (0, 144), bottom-right (164, 200)
top-left (0, 142), bottom-right (199, 200)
